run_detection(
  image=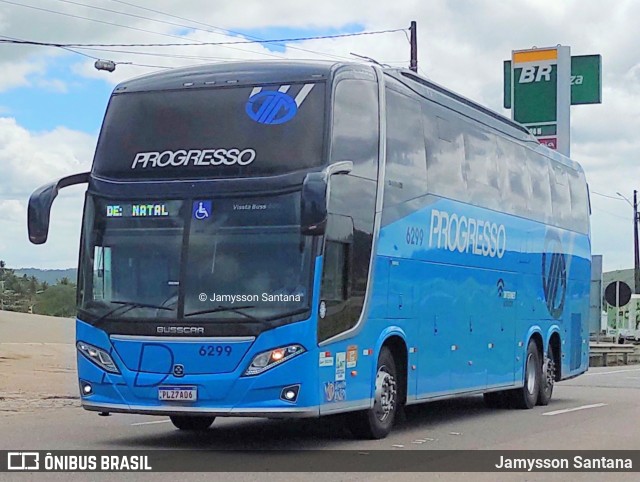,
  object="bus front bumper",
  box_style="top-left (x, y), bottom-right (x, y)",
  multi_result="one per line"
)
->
top-left (81, 401), bottom-right (319, 418)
